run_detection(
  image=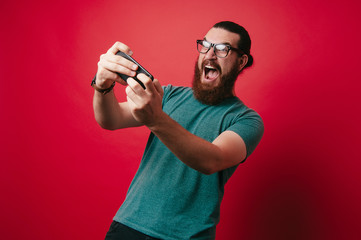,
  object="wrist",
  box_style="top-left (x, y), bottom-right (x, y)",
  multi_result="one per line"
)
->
top-left (91, 75), bottom-right (115, 95)
top-left (147, 112), bottom-right (171, 132)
